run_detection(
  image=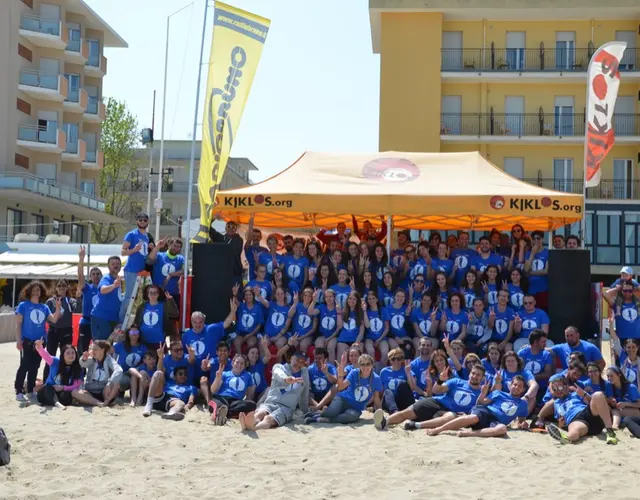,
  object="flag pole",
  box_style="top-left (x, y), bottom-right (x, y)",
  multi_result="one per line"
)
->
top-left (182, 0), bottom-right (210, 330)
top-left (581, 50), bottom-right (594, 250)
